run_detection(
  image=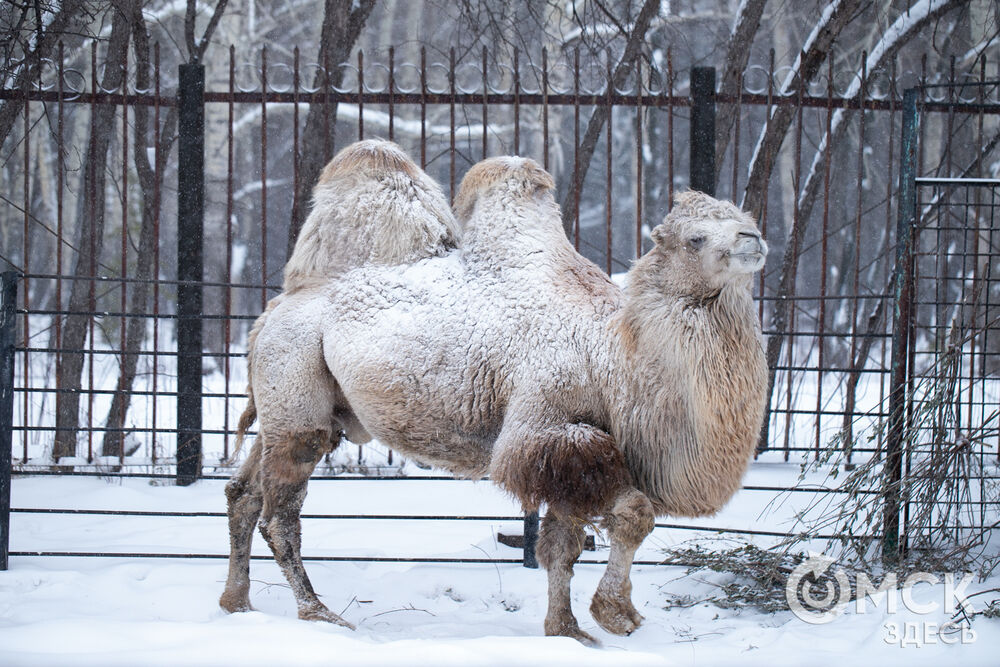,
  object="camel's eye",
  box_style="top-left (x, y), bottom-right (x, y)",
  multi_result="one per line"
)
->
top-left (689, 236), bottom-right (706, 250)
